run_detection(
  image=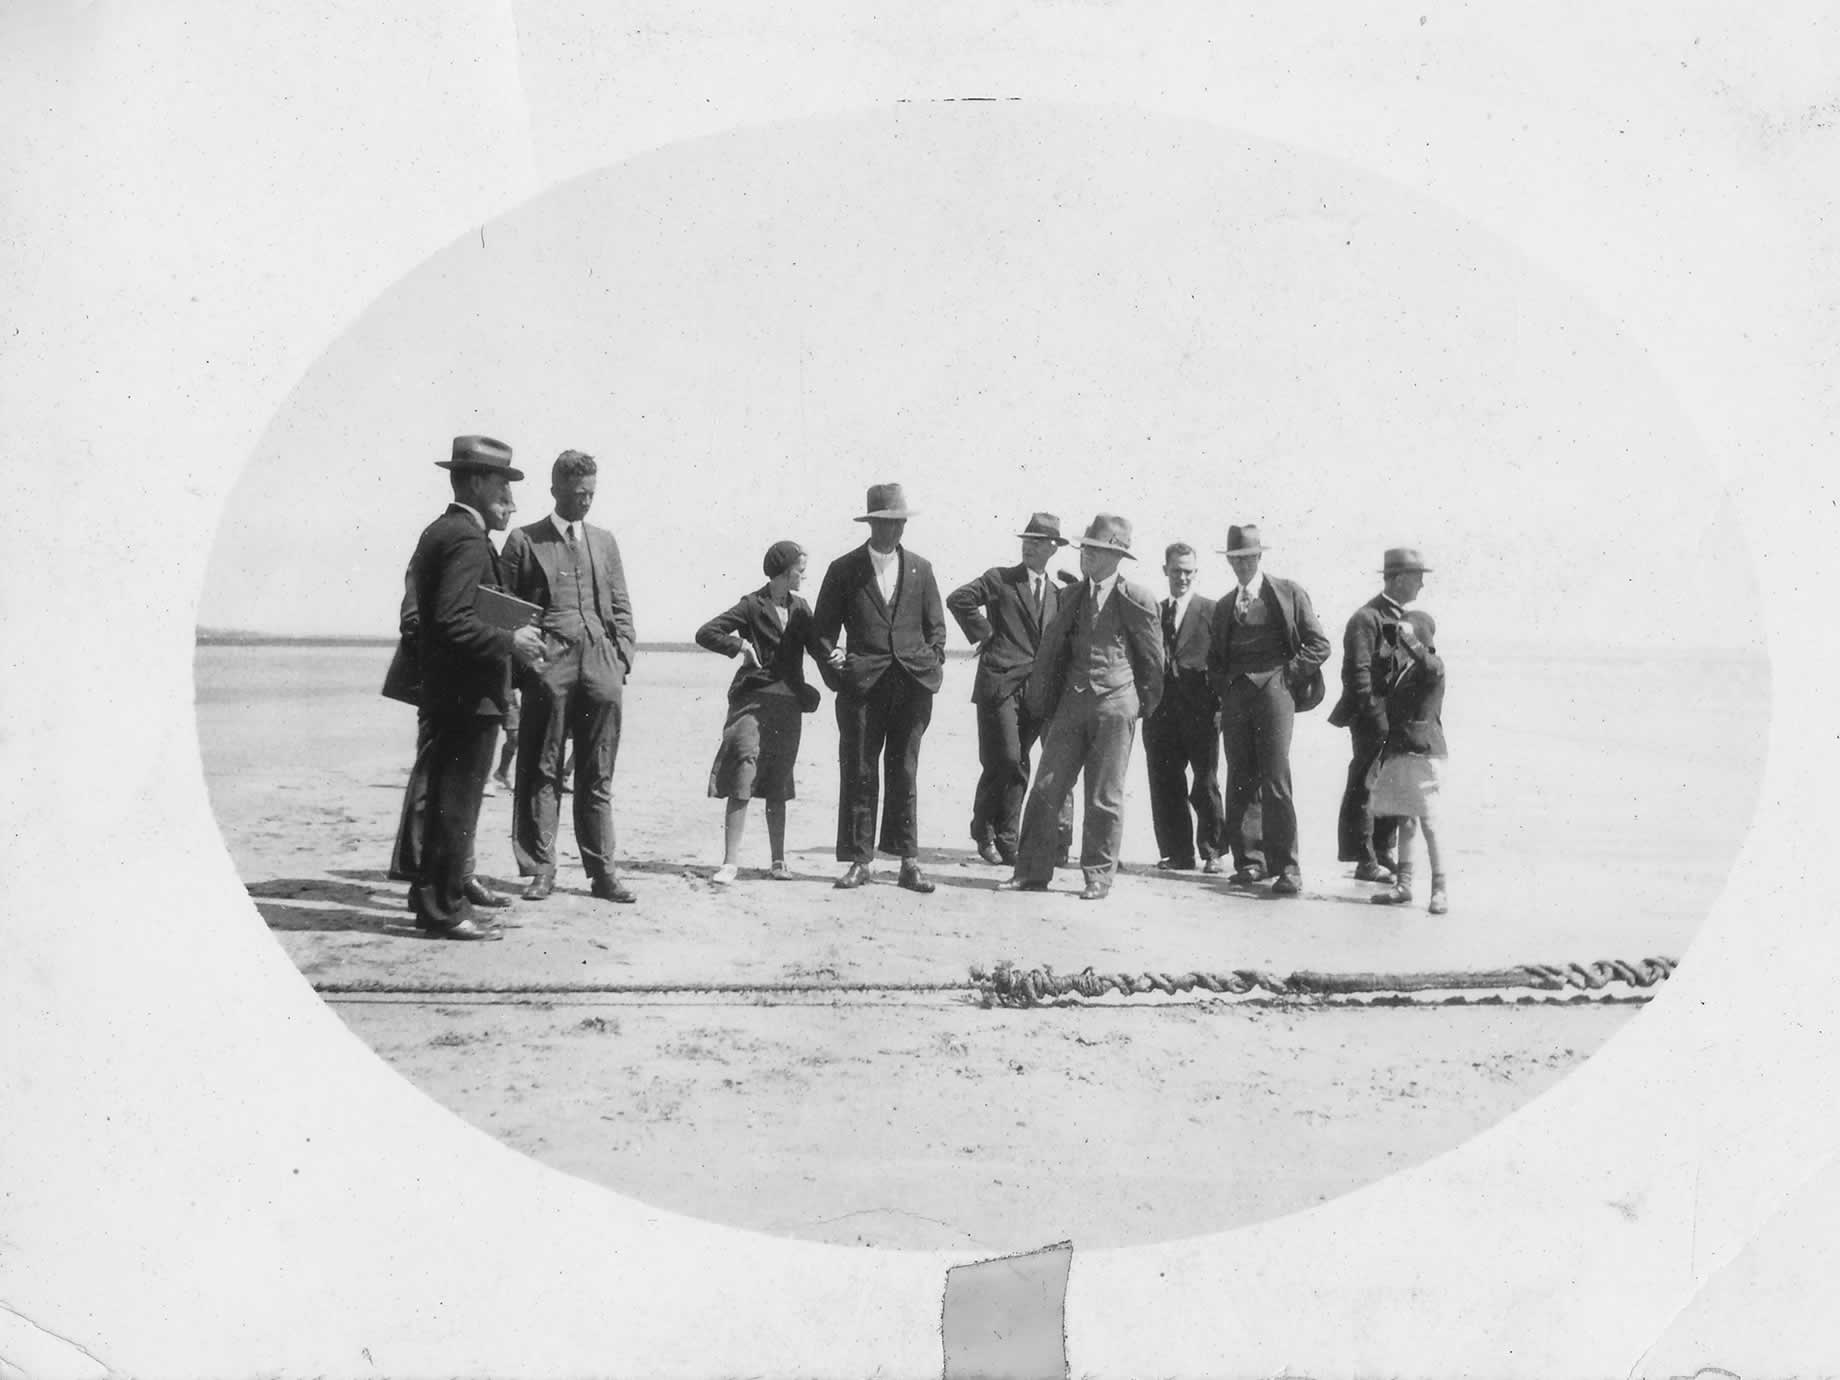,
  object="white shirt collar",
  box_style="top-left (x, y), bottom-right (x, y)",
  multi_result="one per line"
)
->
top-left (1090, 572), bottom-right (1119, 604)
top-left (1235, 571), bottom-right (1266, 603)
top-left (1378, 591), bottom-right (1403, 615)
top-left (866, 542), bottom-right (899, 569)
top-left (549, 512), bottom-right (583, 543)
top-left (453, 502), bottom-right (486, 530)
